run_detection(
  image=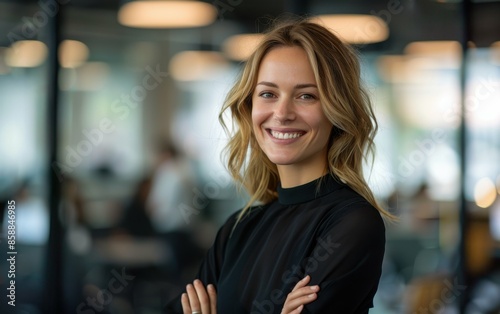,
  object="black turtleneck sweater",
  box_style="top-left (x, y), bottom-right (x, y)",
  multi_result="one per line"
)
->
top-left (164, 174), bottom-right (385, 313)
